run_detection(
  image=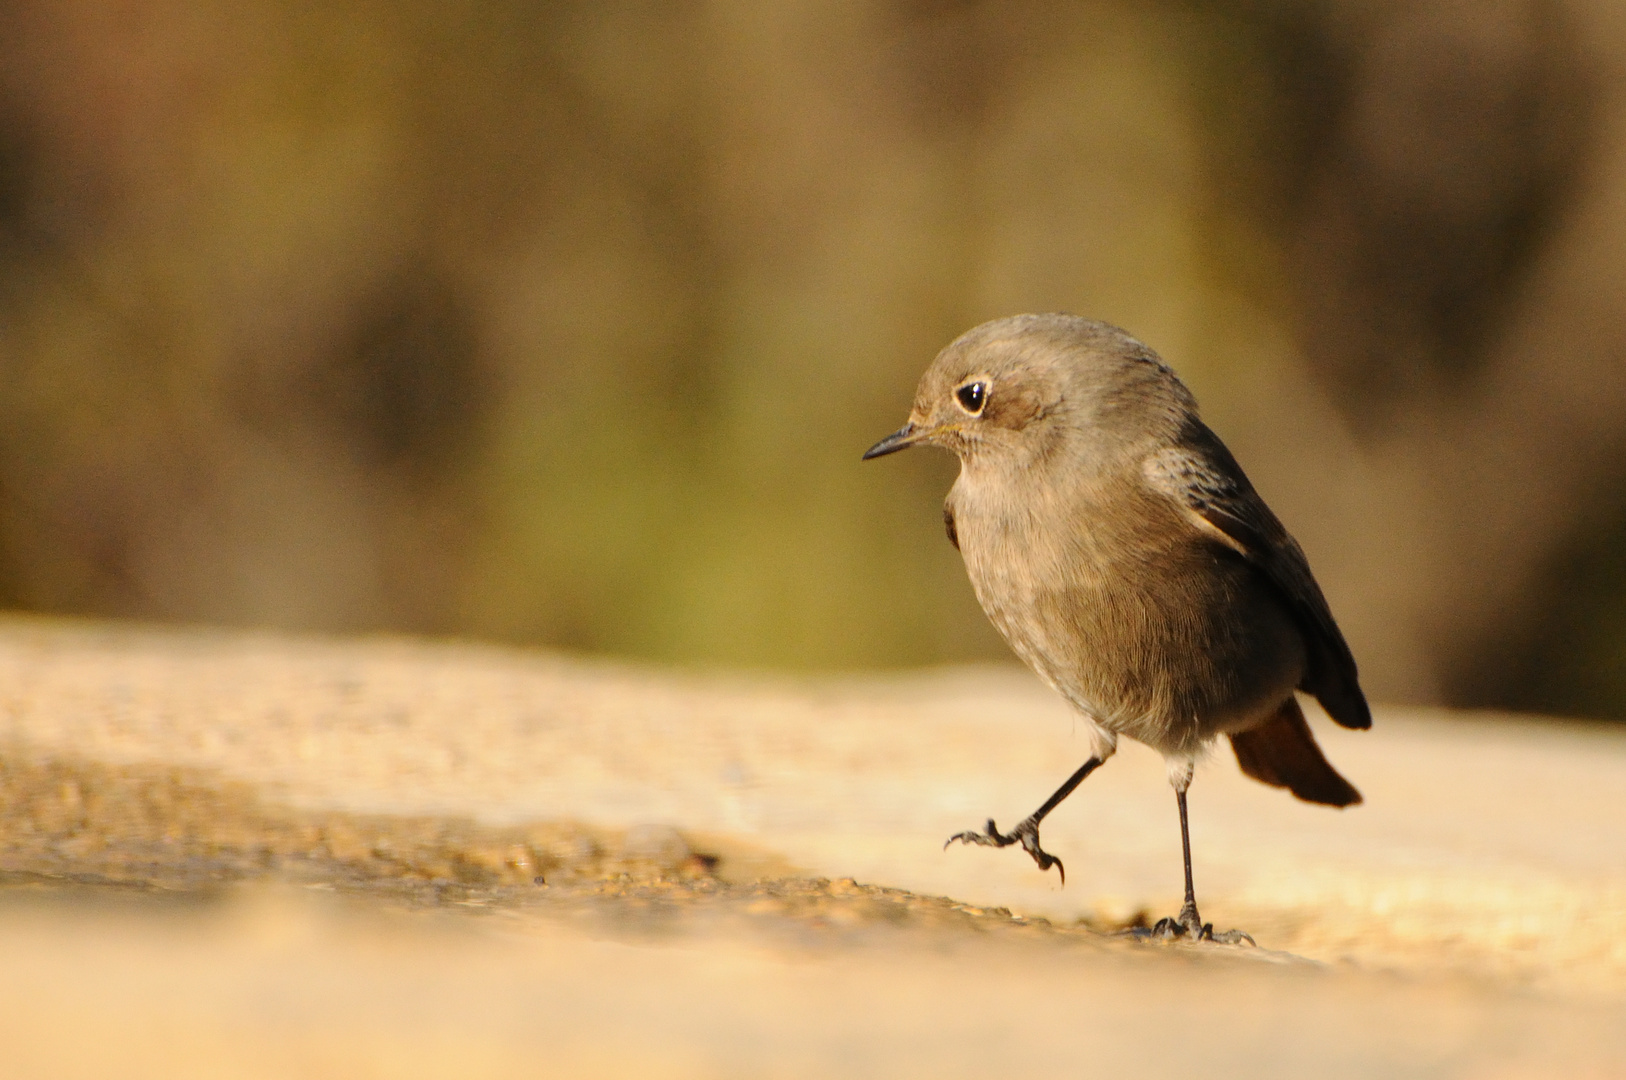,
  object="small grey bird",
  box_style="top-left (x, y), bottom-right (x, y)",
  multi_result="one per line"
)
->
top-left (864, 313), bottom-right (1369, 942)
